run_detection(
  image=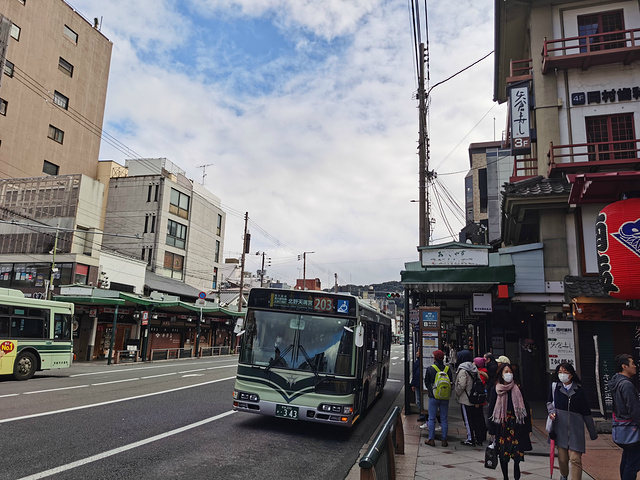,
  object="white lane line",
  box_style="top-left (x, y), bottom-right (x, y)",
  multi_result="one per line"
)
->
top-left (70, 360), bottom-right (237, 377)
top-left (24, 385), bottom-right (89, 395)
top-left (0, 394), bottom-right (19, 398)
top-left (0, 376), bottom-right (235, 424)
top-left (177, 368), bottom-right (207, 374)
top-left (387, 379), bottom-right (401, 383)
top-left (91, 378), bottom-right (140, 387)
top-left (17, 410), bottom-right (237, 480)
top-left (207, 365), bottom-right (236, 370)
top-left (140, 373), bottom-right (177, 380)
